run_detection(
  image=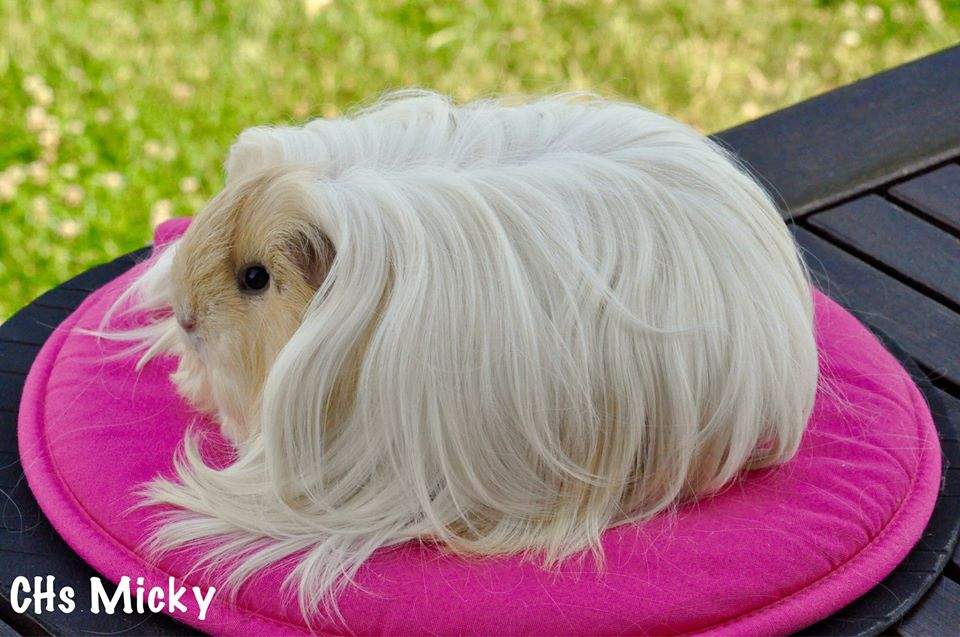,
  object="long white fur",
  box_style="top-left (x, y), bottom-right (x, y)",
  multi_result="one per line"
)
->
top-left (105, 91), bottom-right (818, 619)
